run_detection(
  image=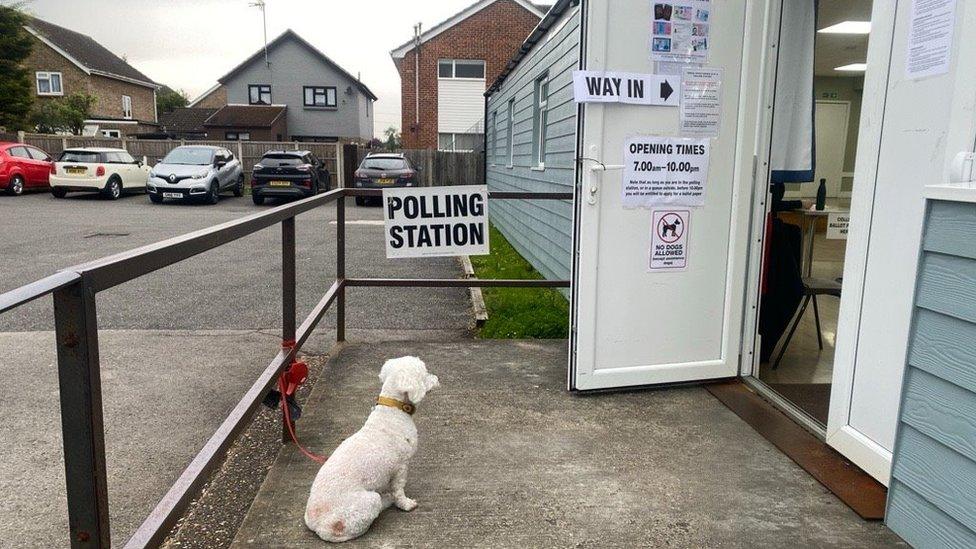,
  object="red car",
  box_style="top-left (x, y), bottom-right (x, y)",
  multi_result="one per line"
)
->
top-left (0, 142), bottom-right (54, 196)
